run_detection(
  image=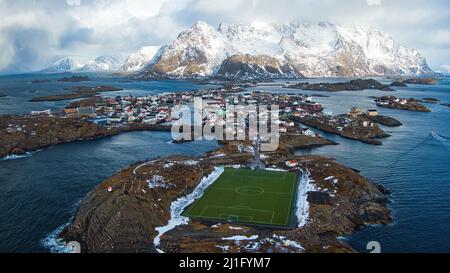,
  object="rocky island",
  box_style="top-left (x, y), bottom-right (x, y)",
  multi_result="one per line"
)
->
top-left (0, 93), bottom-right (7, 98)
top-left (30, 85), bottom-right (123, 102)
top-left (293, 113), bottom-right (390, 145)
top-left (420, 97), bottom-right (440, 104)
top-left (58, 75), bottom-right (91, 82)
top-left (375, 96), bottom-right (431, 112)
top-left (403, 77), bottom-right (438, 85)
top-left (365, 114), bottom-right (402, 127)
top-left (60, 137), bottom-right (391, 253)
top-left (31, 79), bottom-right (52, 84)
top-left (285, 79), bottom-right (395, 92)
